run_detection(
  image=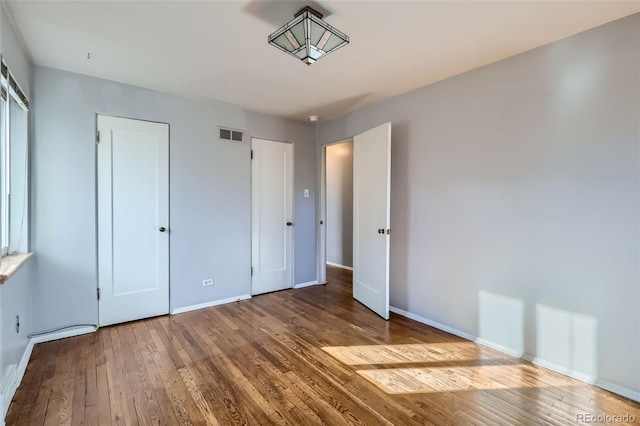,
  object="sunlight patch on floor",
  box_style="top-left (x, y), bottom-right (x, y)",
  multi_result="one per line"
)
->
top-left (322, 343), bottom-right (489, 365)
top-left (356, 364), bottom-right (567, 394)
